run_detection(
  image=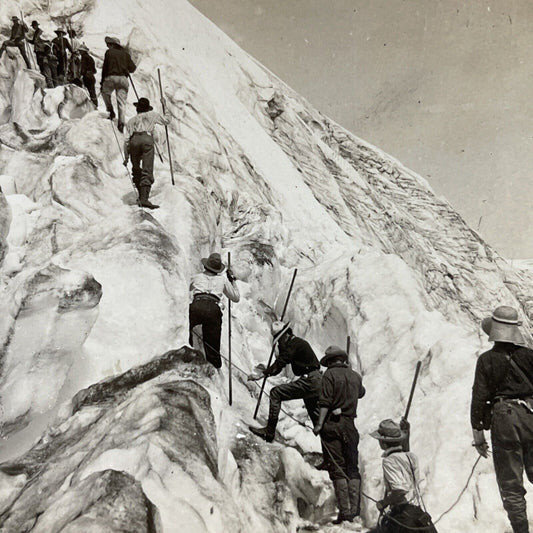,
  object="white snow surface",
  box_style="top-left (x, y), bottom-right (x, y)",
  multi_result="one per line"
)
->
top-left (0, 0), bottom-right (532, 532)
